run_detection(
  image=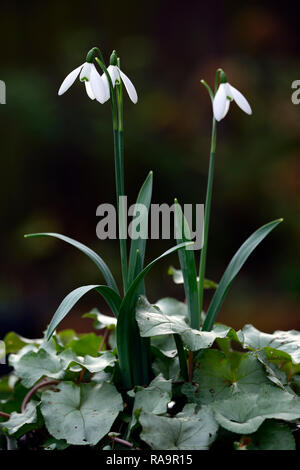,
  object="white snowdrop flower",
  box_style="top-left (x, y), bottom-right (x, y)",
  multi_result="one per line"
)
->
top-left (213, 72), bottom-right (252, 121)
top-left (102, 62), bottom-right (138, 104)
top-left (58, 61), bottom-right (108, 104)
